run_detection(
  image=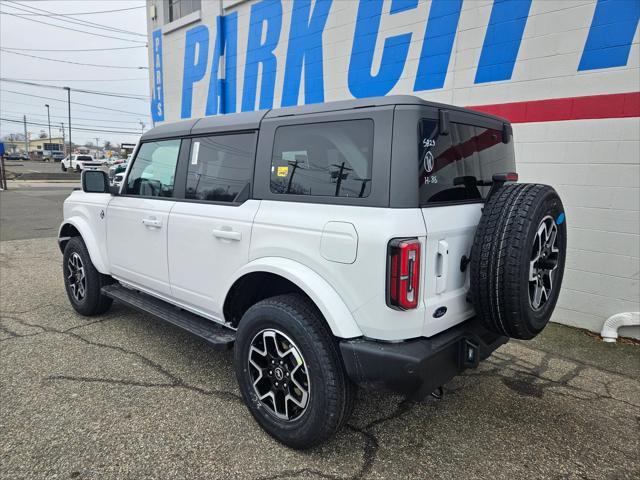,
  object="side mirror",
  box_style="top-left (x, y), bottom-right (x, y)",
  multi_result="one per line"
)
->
top-left (82, 170), bottom-right (110, 193)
